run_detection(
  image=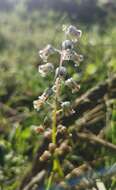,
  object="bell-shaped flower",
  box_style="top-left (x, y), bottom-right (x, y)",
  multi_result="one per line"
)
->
top-left (61, 101), bottom-right (75, 116)
top-left (65, 78), bottom-right (80, 93)
top-left (33, 88), bottom-right (53, 111)
top-left (38, 62), bottom-right (54, 77)
top-left (63, 25), bottom-right (82, 42)
top-left (33, 99), bottom-right (44, 111)
top-left (39, 44), bottom-right (56, 62)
